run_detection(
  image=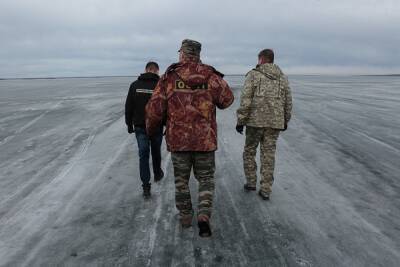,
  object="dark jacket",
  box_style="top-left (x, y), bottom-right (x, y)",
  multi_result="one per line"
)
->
top-left (125, 72), bottom-right (160, 128)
